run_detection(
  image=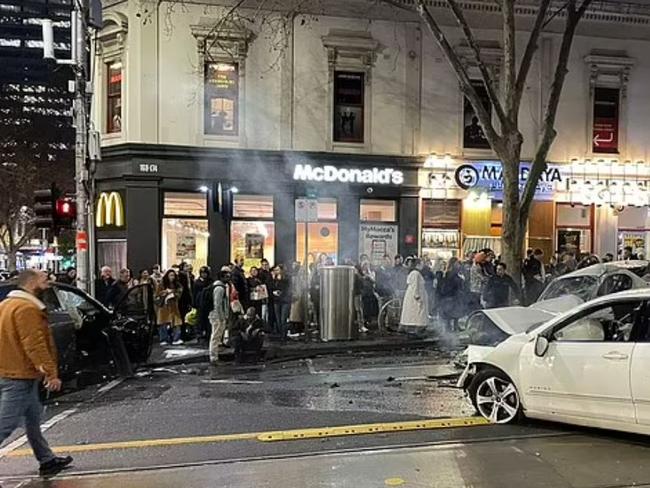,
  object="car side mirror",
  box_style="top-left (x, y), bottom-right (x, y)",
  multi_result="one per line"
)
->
top-left (534, 335), bottom-right (550, 357)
